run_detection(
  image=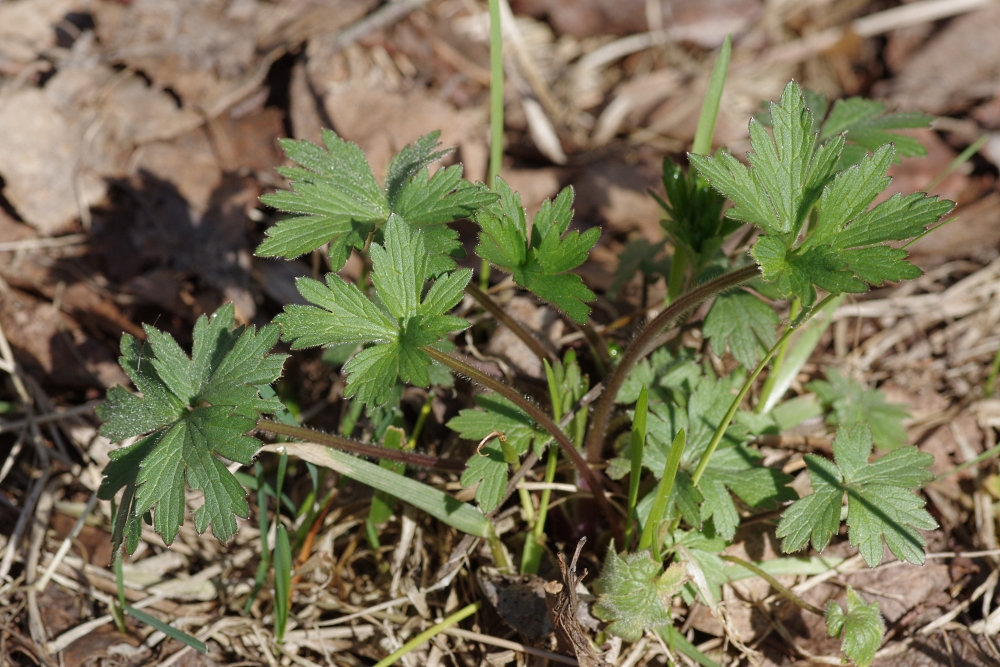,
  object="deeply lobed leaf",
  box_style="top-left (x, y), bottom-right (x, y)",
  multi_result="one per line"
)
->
top-left (826, 587), bottom-right (885, 667)
top-left (276, 216), bottom-right (470, 407)
top-left (96, 304), bottom-right (288, 554)
top-left (691, 81), bottom-right (953, 306)
top-left (258, 130), bottom-right (493, 275)
top-left (475, 178), bottom-right (598, 323)
top-left (776, 424), bottom-right (936, 566)
top-left (448, 395), bottom-right (547, 512)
